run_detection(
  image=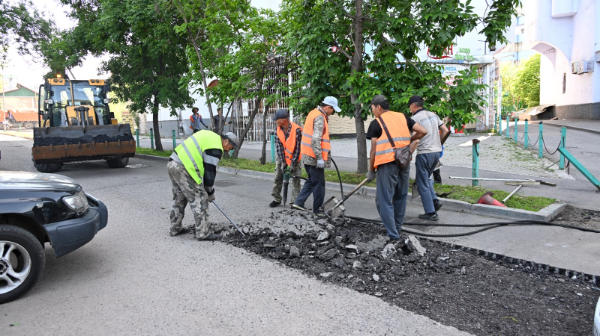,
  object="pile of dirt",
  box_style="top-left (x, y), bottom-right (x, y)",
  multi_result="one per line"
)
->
top-left (210, 211), bottom-right (598, 336)
top-left (553, 205), bottom-right (600, 231)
